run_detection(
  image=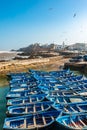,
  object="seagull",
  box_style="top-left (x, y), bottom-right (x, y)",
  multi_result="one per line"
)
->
top-left (73, 13), bottom-right (76, 18)
top-left (49, 8), bottom-right (53, 11)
